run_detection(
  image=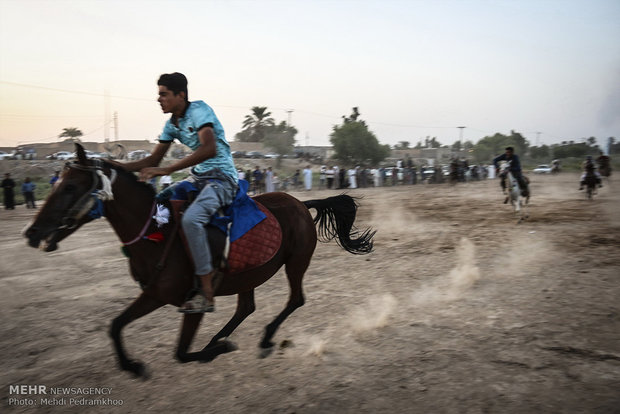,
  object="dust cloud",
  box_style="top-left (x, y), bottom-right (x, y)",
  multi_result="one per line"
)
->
top-left (410, 237), bottom-right (481, 305)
